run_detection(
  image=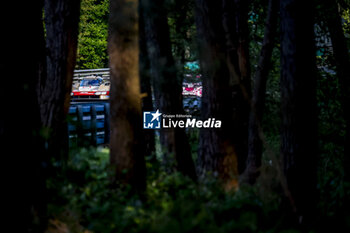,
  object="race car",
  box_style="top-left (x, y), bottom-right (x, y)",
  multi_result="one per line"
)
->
top-left (71, 76), bottom-right (110, 100)
top-left (71, 68), bottom-right (203, 100)
top-left (182, 82), bottom-right (202, 97)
